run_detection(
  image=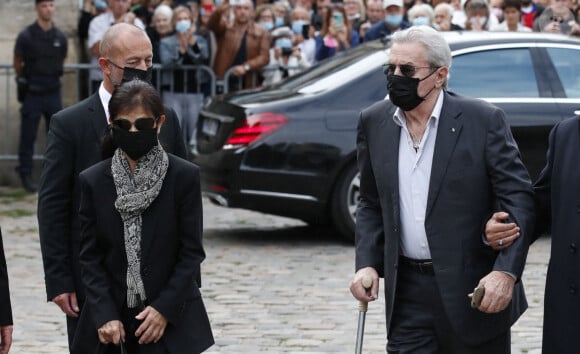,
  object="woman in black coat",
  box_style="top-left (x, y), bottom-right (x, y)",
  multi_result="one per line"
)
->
top-left (73, 79), bottom-right (213, 354)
